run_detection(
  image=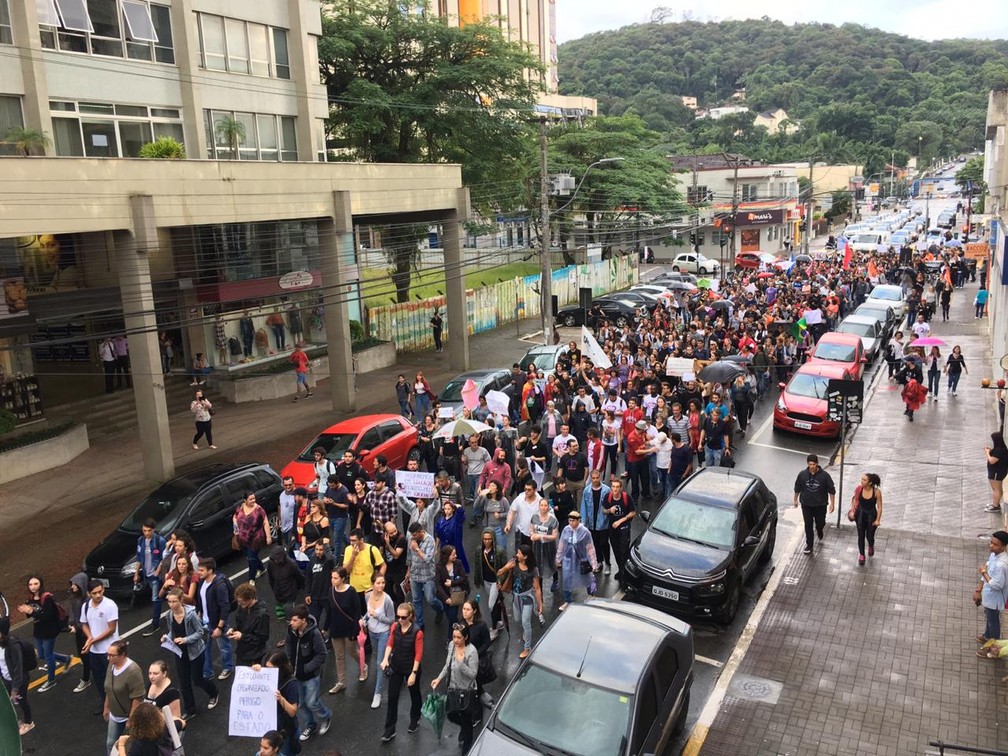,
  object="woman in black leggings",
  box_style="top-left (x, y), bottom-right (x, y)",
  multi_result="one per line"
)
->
top-left (852, 473), bottom-right (883, 566)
